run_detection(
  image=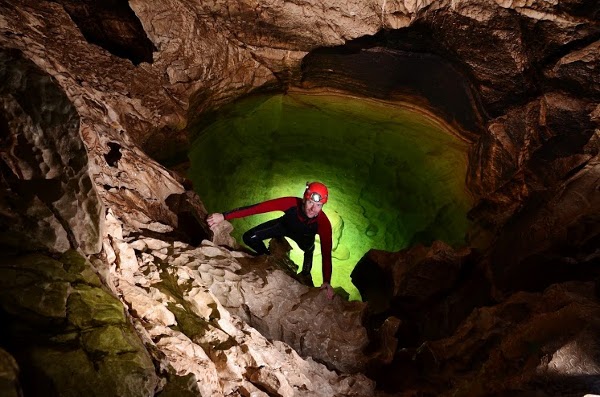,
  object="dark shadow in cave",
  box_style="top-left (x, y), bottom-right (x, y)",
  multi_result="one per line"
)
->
top-left (354, 247), bottom-right (491, 349)
top-left (164, 192), bottom-right (212, 245)
top-left (0, 107), bottom-right (9, 146)
top-left (49, 0), bottom-right (156, 65)
top-left (0, 304), bottom-right (60, 397)
top-left (104, 141), bottom-right (122, 167)
top-left (301, 28), bottom-right (486, 137)
top-left (364, 304), bottom-right (600, 395)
